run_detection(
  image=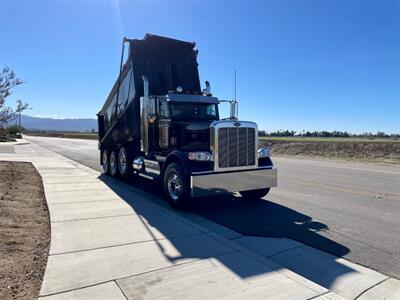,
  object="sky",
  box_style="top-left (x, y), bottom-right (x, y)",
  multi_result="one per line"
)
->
top-left (0, 0), bottom-right (399, 133)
